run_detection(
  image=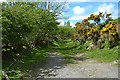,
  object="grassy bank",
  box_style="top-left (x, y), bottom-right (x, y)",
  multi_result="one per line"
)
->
top-left (51, 39), bottom-right (119, 64)
top-left (84, 46), bottom-right (119, 62)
